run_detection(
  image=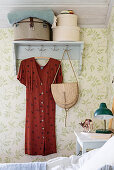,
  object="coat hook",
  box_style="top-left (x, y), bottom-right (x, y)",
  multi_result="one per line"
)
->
top-left (51, 45), bottom-right (59, 51)
top-left (63, 45), bottom-right (71, 51)
top-left (38, 45), bottom-right (46, 52)
top-left (25, 45), bottom-right (34, 51)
